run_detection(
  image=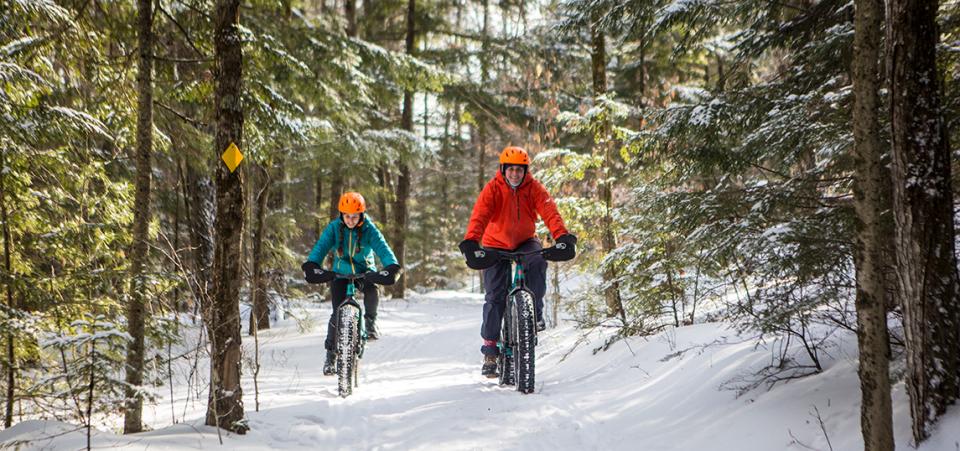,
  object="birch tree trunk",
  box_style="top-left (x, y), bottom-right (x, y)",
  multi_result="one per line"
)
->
top-left (851, 0), bottom-right (894, 447)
